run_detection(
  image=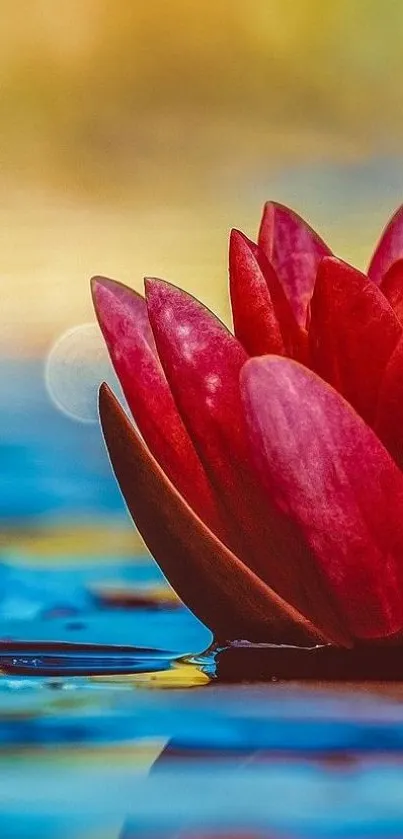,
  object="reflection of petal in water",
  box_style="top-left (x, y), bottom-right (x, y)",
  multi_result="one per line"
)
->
top-left (211, 642), bottom-right (403, 683)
